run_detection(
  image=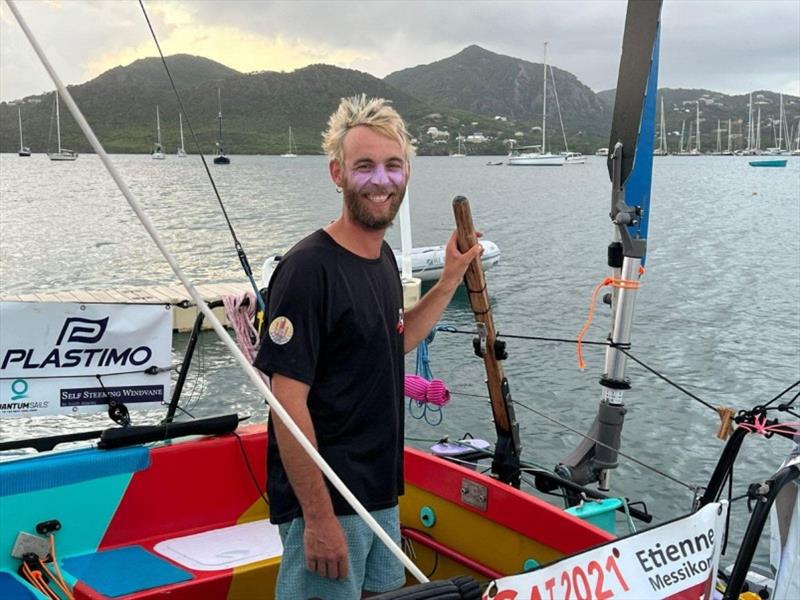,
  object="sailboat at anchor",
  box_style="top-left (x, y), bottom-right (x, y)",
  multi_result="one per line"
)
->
top-left (213, 88), bottom-right (230, 165)
top-left (280, 126), bottom-right (297, 157)
top-left (47, 91), bottom-right (78, 161)
top-left (177, 113), bottom-right (187, 158)
top-left (151, 105), bottom-right (165, 159)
